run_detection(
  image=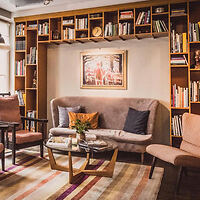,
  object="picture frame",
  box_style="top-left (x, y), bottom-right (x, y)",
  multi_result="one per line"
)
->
top-left (81, 49), bottom-right (127, 89)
